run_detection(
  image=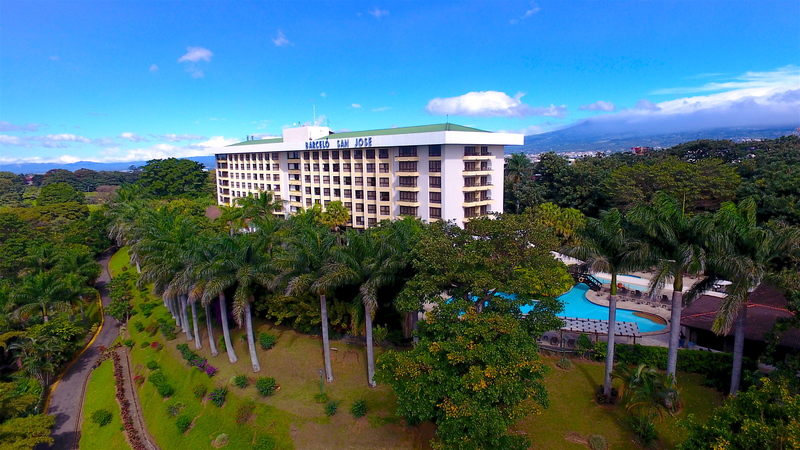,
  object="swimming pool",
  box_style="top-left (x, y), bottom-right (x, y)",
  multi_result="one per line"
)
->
top-left (519, 284), bottom-right (667, 333)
